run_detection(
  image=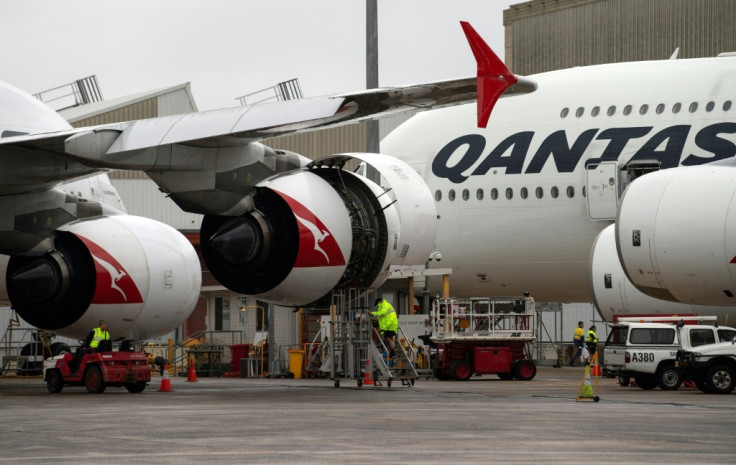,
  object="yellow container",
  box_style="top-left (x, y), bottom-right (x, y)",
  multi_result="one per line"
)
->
top-left (288, 349), bottom-right (305, 379)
